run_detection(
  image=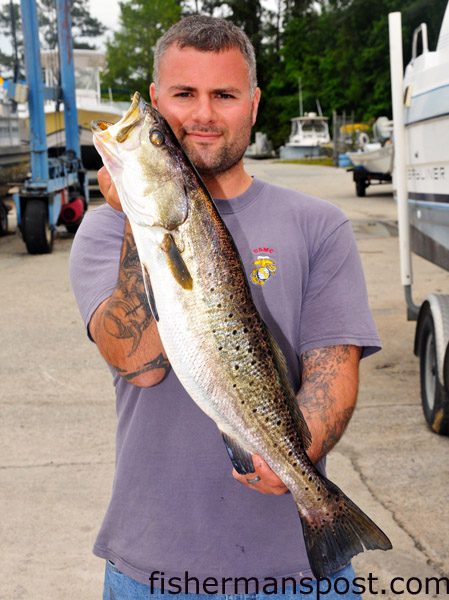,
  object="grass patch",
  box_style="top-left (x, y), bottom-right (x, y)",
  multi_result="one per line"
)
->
top-left (274, 157), bottom-right (335, 167)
